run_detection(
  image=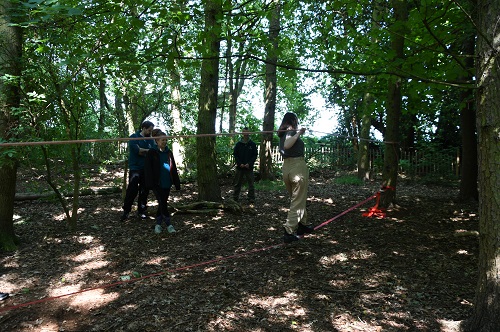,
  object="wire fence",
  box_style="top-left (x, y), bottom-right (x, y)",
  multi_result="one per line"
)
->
top-left (17, 139), bottom-right (461, 183)
top-left (220, 144), bottom-right (460, 179)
